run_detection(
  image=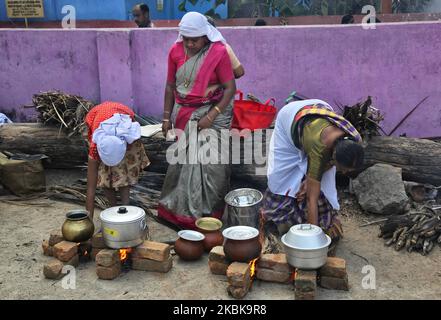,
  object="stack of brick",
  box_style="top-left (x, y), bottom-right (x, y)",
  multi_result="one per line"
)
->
top-left (294, 270), bottom-right (317, 300)
top-left (318, 257), bottom-right (349, 291)
top-left (42, 229), bottom-right (64, 257)
top-left (43, 239), bottom-right (79, 279)
top-left (91, 232), bottom-right (107, 260)
top-left (256, 254), bottom-right (294, 284)
top-left (208, 246), bottom-right (230, 275)
top-left (226, 262), bottom-right (252, 299)
top-left (131, 241), bottom-right (173, 273)
top-left (96, 249), bottom-right (121, 280)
